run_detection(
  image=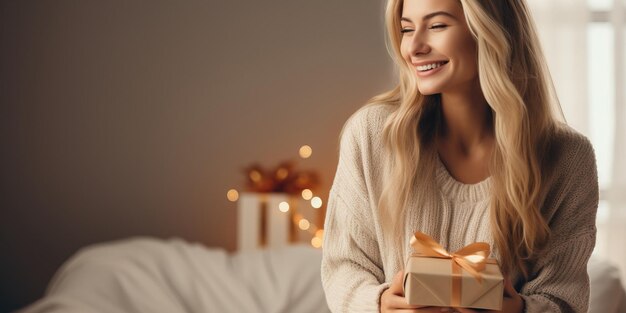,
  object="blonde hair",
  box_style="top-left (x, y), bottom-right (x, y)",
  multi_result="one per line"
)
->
top-left (352, 0), bottom-right (563, 278)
